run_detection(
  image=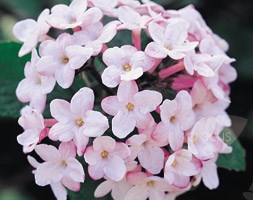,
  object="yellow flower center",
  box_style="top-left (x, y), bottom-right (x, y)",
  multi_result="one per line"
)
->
top-left (101, 150), bottom-right (108, 158)
top-left (126, 103), bottom-right (134, 111)
top-left (62, 159), bottom-right (68, 166)
top-left (191, 135), bottom-right (198, 143)
top-left (37, 78), bottom-right (42, 84)
top-left (169, 116), bottom-right (176, 122)
top-left (147, 180), bottom-right (155, 187)
top-left (123, 64), bottom-right (132, 72)
top-left (171, 159), bottom-right (177, 167)
top-left (70, 19), bottom-right (77, 24)
top-left (62, 55), bottom-right (69, 64)
top-left (76, 119), bottom-right (84, 127)
top-left (164, 45), bottom-right (173, 51)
